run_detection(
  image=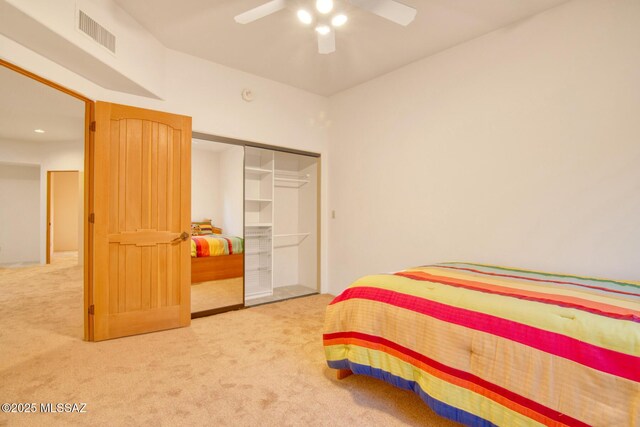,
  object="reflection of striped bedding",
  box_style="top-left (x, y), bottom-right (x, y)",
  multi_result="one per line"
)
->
top-left (190, 235), bottom-right (244, 258)
top-left (324, 262), bottom-right (640, 427)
